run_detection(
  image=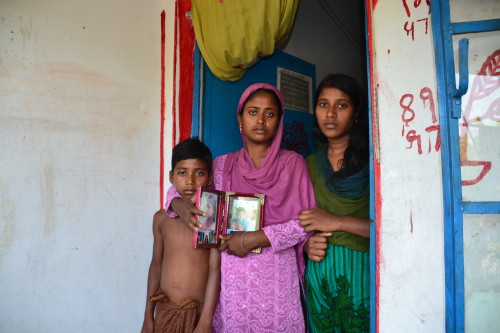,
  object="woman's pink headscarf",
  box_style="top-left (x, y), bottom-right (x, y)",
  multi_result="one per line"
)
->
top-left (221, 83), bottom-right (315, 226)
